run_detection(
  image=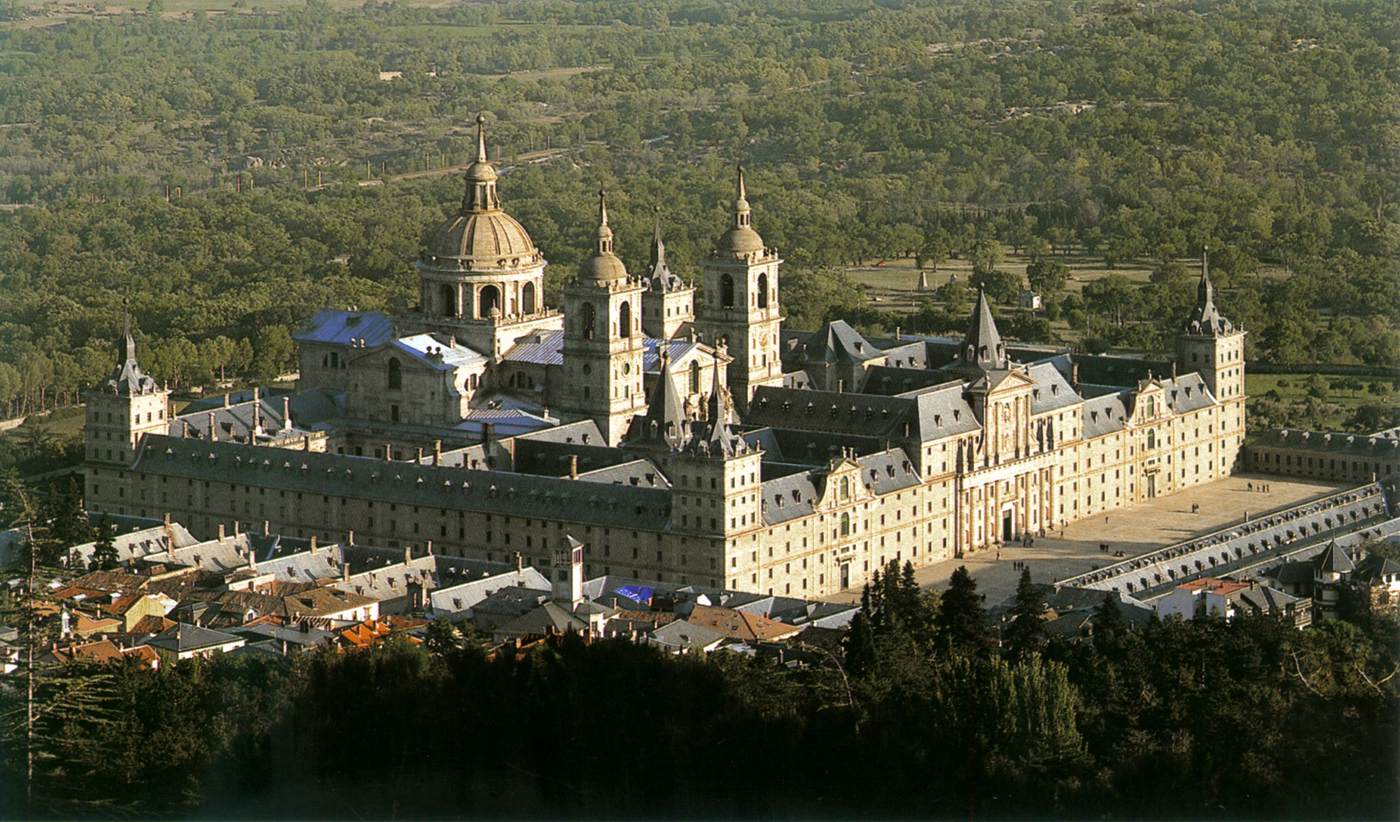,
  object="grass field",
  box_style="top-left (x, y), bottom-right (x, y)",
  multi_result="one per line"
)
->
top-left (847, 253), bottom-right (1162, 317)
